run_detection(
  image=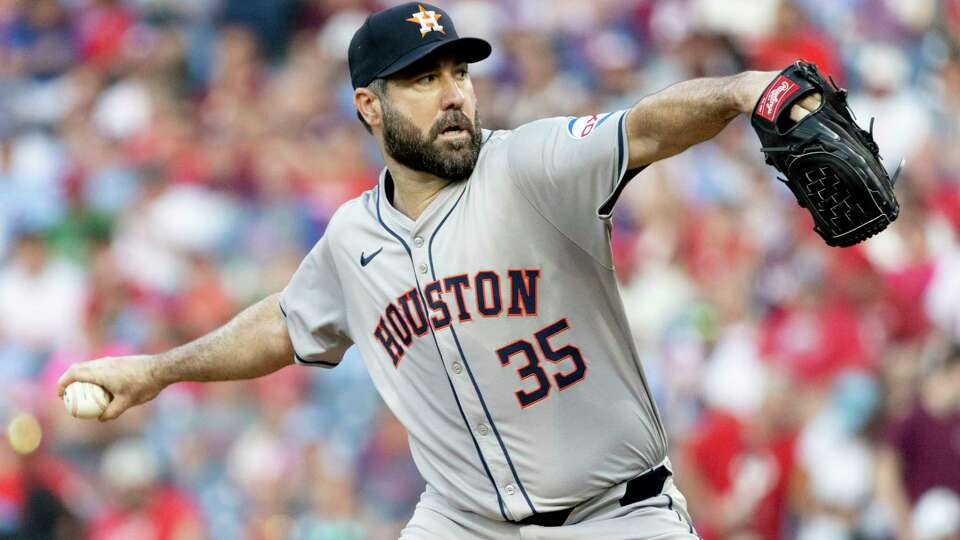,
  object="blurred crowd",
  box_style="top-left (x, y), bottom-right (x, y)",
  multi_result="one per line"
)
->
top-left (1, 0), bottom-right (959, 539)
